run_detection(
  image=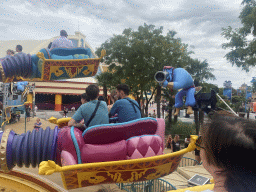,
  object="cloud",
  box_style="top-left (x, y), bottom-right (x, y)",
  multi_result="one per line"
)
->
top-left (0, 0), bottom-right (253, 88)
